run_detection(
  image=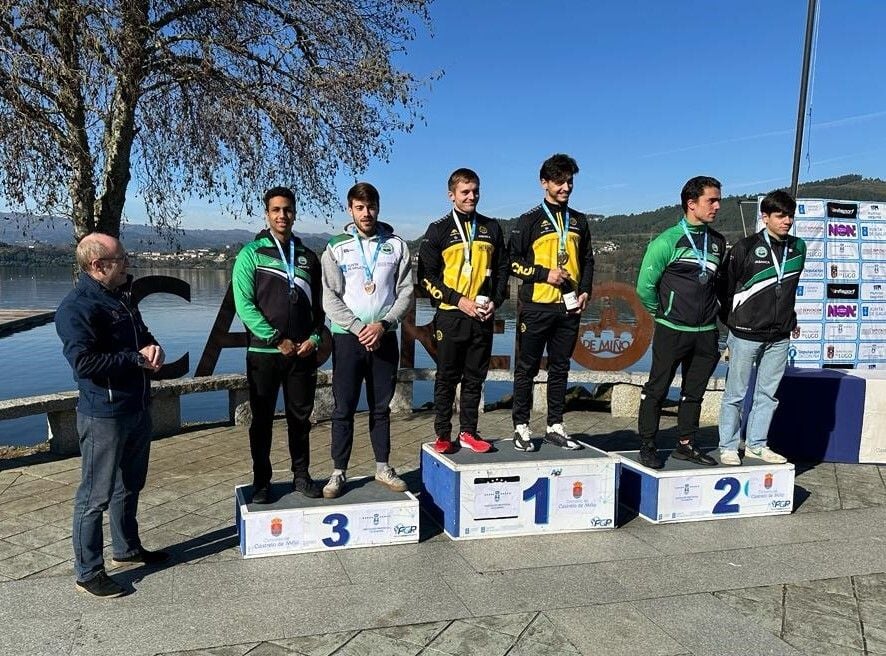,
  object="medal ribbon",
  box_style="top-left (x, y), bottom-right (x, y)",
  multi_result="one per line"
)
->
top-left (541, 202), bottom-right (569, 258)
top-left (680, 218), bottom-right (709, 277)
top-left (352, 227), bottom-right (384, 284)
top-left (763, 230), bottom-right (788, 286)
top-left (452, 210), bottom-right (478, 267)
top-left (271, 235), bottom-right (296, 291)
